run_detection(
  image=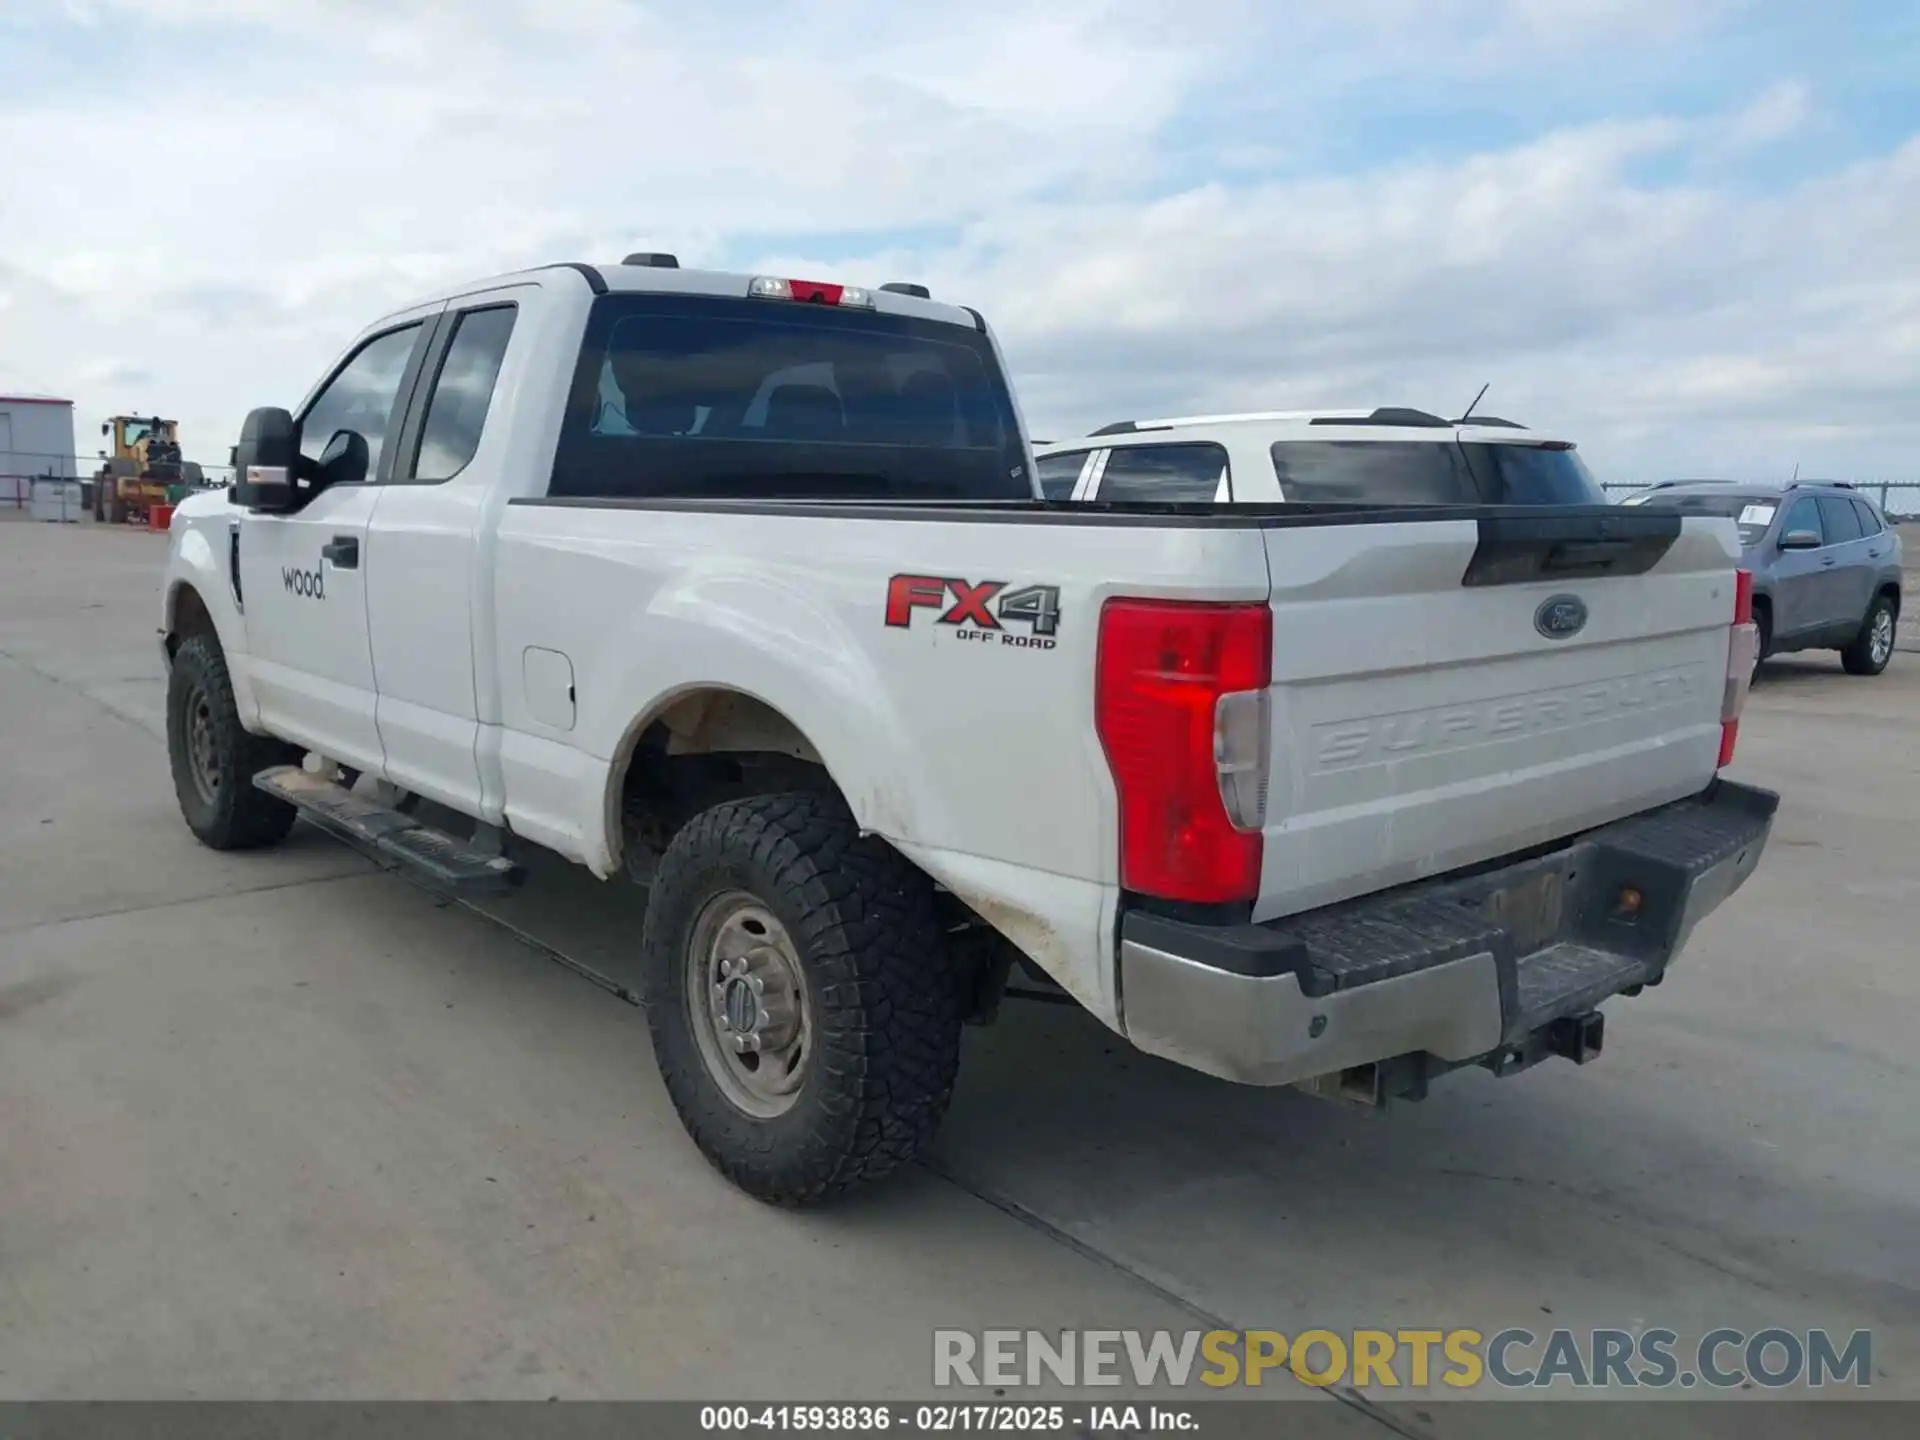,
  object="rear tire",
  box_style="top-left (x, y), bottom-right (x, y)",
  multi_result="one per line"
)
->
top-left (1841, 593), bottom-right (1897, 676)
top-left (166, 634), bottom-right (302, 849)
top-left (638, 793), bottom-right (965, 1206)
top-left (1752, 603), bottom-right (1772, 682)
